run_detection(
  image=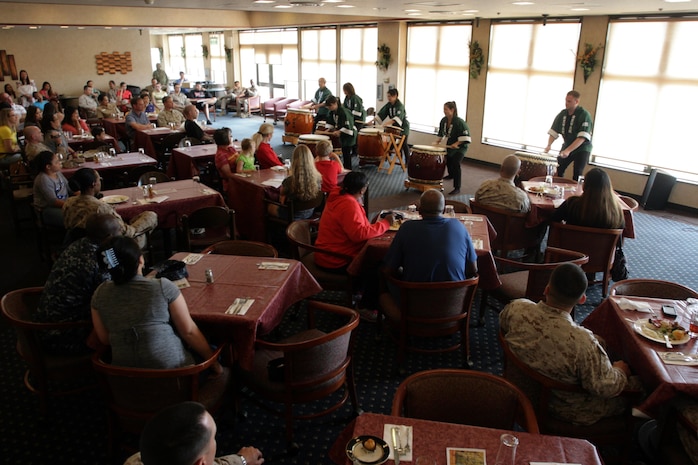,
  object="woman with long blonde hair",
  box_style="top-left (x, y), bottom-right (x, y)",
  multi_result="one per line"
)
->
top-left (252, 123), bottom-right (283, 169)
top-left (267, 144), bottom-right (322, 220)
top-left (552, 167), bottom-right (624, 229)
